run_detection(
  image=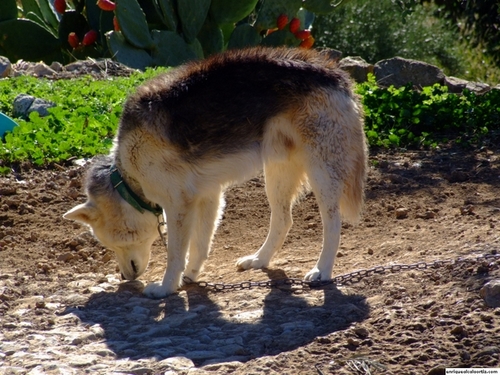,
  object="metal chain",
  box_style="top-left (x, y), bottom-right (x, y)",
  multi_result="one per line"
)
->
top-left (182, 253), bottom-right (500, 293)
top-left (158, 220), bottom-right (500, 293)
